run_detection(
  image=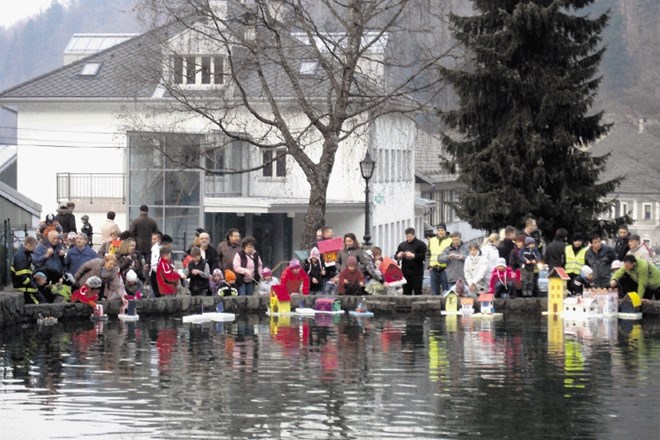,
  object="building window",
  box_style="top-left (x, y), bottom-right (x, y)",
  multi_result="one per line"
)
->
top-left (643, 204), bottom-right (652, 220)
top-left (262, 149), bottom-right (286, 177)
top-left (620, 202), bottom-right (629, 218)
top-left (80, 62), bottom-right (102, 76)
top-left (299, 60), bottom-right (318, 75)
top-left (172, 55), bottom-right (226, 86)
